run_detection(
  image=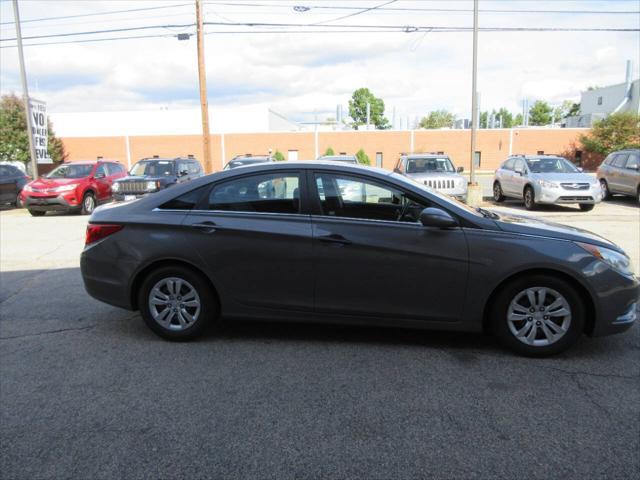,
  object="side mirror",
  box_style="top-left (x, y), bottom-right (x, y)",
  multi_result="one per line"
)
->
top-left (179, 170), bottom-right (188, 176)
top-left (456, 166), bottom-right (464, 173)
top-left (419, 208), bottom-right (458, 229)
top-left (95, 172), bottom-right (105, 179)
top-left (577, 167), bottom-right (584, 172)
top-left (515, 169), bottom-right (523, 176)
top-left (629, 165), bottom-right (639, 171)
